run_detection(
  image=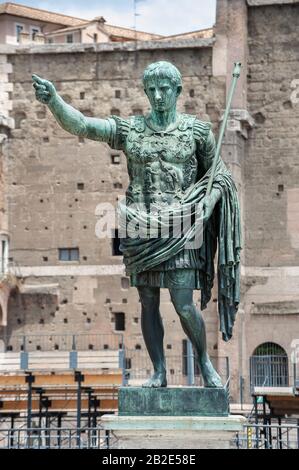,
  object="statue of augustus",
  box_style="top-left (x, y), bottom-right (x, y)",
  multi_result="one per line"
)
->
top-left (33, 61), bottom-right (241, 388)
